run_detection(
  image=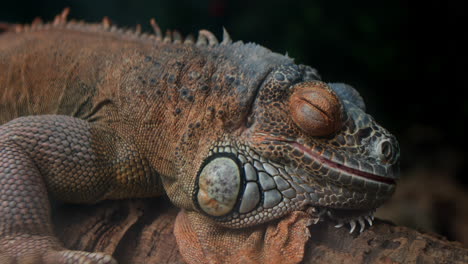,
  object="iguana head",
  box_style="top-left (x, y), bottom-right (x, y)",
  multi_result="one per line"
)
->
top-left (193, 62), bottom-right (400, 229)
